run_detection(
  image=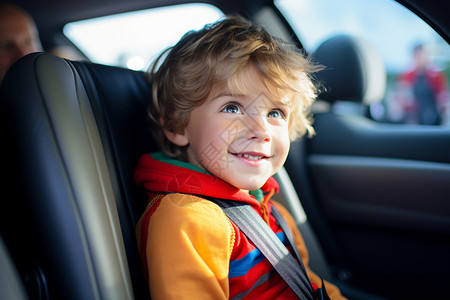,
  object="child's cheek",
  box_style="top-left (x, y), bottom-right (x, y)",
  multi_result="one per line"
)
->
top-left (196, 137), bottom-right (230, 175)
top-left (218, 118), bottom-right (250, 154)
